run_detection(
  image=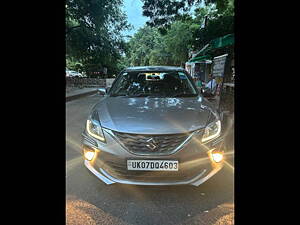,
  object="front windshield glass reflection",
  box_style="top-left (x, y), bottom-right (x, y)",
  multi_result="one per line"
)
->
top-left (109, 71), bottom-right (198, 97)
